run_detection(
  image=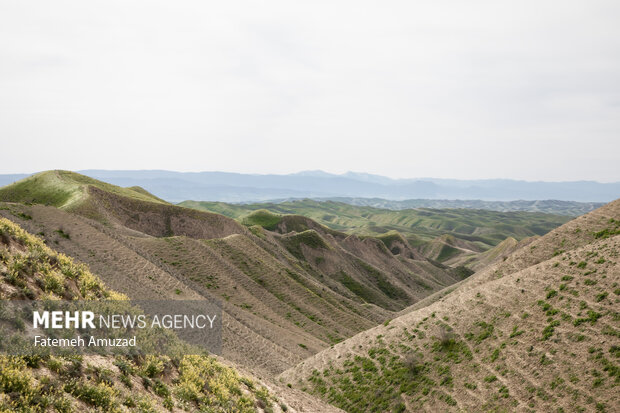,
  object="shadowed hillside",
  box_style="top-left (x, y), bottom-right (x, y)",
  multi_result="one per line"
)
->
top-left (280, 200), bottom-right (620, 412)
